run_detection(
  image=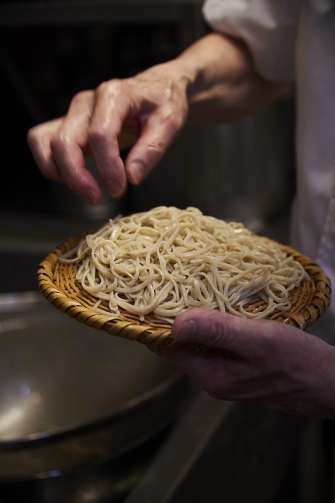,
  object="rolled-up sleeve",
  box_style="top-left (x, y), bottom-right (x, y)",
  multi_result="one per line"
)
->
top-left (202, 0), bottom-right (300, 82)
